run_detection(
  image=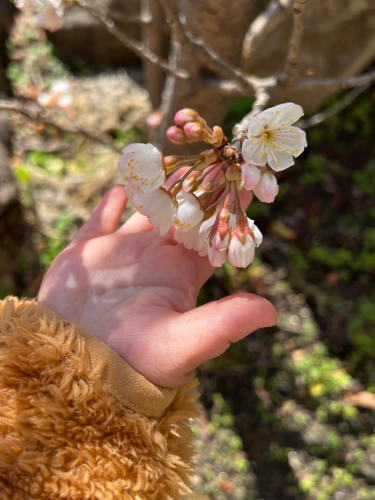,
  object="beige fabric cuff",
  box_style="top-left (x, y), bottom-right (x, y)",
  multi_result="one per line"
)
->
top-left (1, 297), bottom-right (177, 418)
top-left (73, 322), bottom-right (177, 417)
